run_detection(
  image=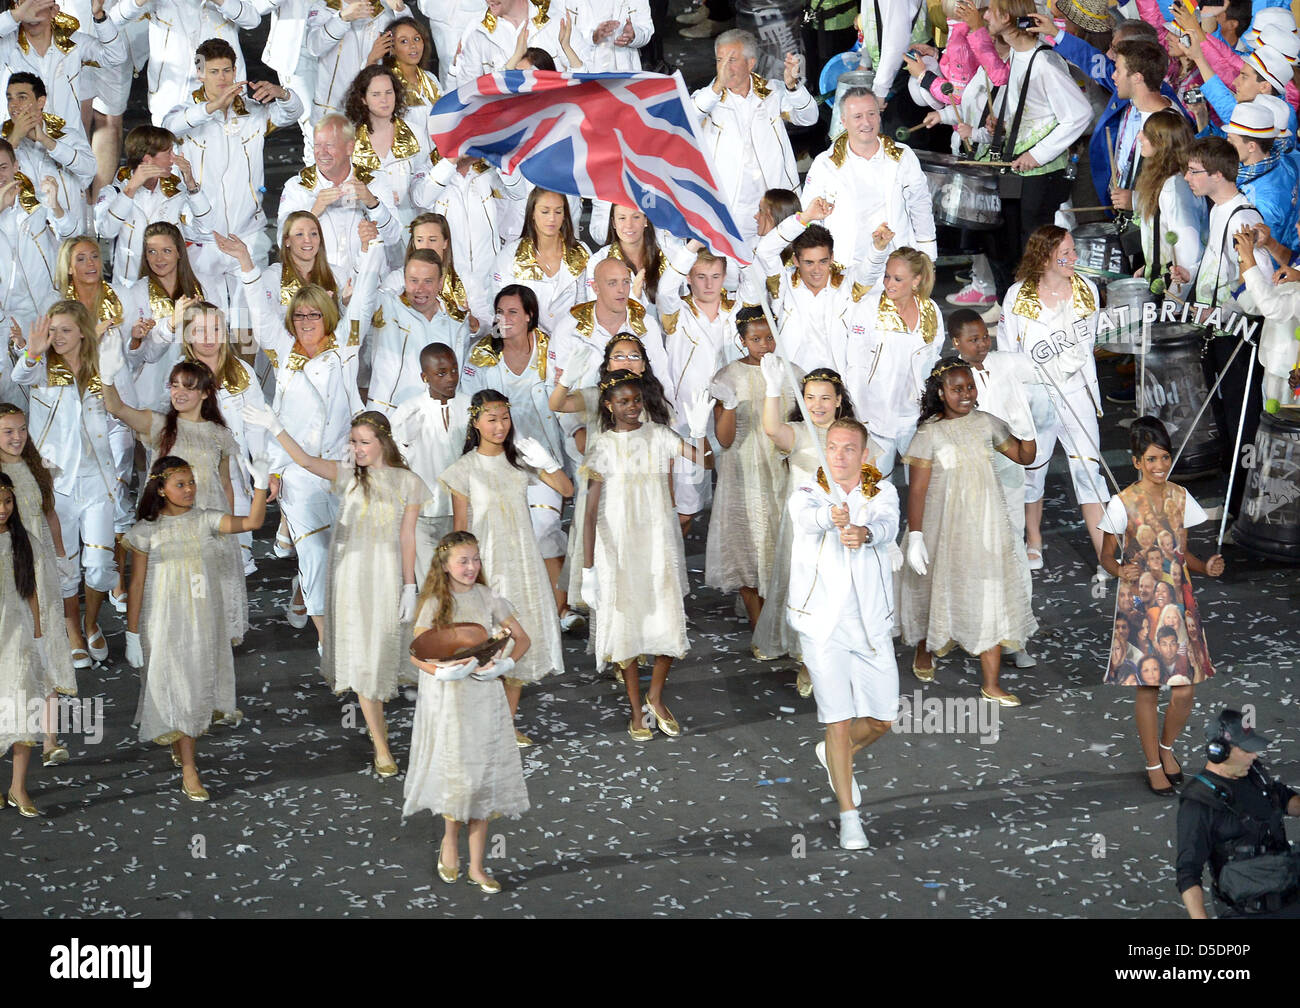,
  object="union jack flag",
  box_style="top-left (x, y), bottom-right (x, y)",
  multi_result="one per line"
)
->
top-left (429, 70), bottom-right (752, 264)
